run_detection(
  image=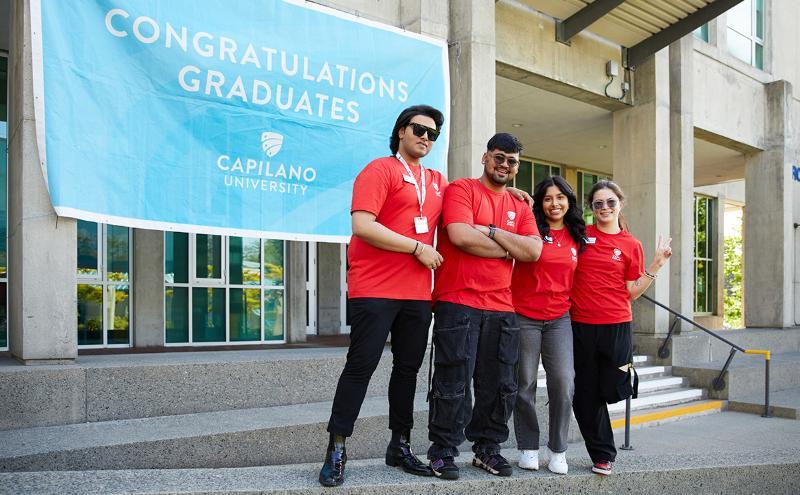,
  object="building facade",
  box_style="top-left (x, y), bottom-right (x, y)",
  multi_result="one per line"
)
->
top-left (1, 0), bottom-right (798, 363)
